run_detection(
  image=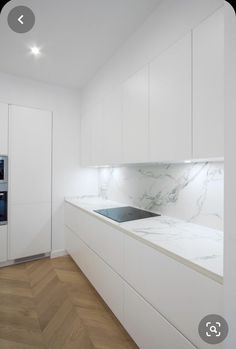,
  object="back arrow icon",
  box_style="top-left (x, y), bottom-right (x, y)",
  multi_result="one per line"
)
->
top-left (18, 15), bottom-right (24, 24)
